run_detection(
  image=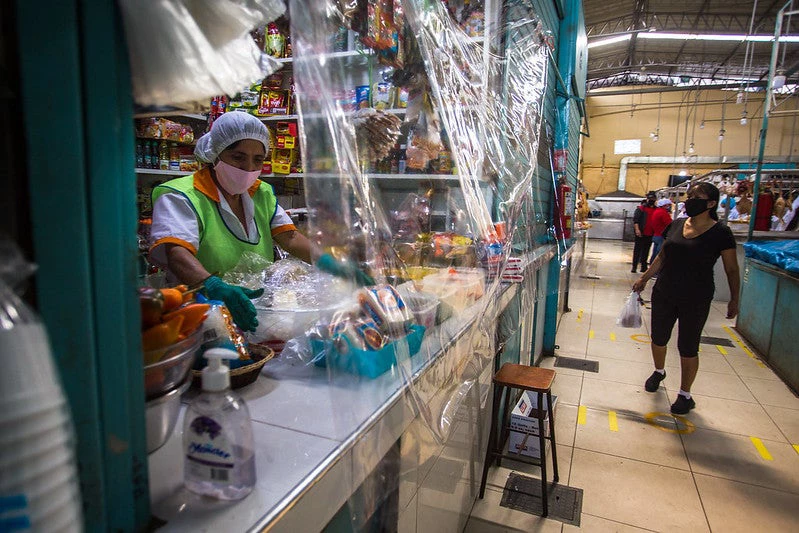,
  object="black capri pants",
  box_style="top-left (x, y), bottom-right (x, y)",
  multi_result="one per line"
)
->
top-left (650, 286), bottom-right (712, 358)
